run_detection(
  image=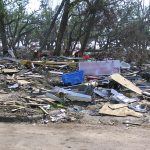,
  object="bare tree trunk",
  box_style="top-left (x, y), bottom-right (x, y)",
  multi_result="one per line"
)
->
top-left (81, 13), bottom-right (96, 52)
top-left (54, 0), bottom-right (70, 56)
top-left (0, 17), bottom-right (8, 55)
top-left (40, 0), bottom-right (66, 51)
top-left (81, 0), bottom-right (101, 52)
top-left (67, 32), bottom-right (72, 50)
top-left (0, 0), bottom-right (8, 55)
